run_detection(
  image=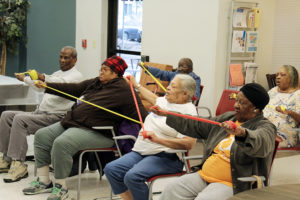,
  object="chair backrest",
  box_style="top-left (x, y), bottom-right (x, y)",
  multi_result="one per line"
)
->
top-left (267, 139), bottom-right (280, 186)
top-left (139, 62), bottom-right (173, 94)
top-left (139, 62), bottom-right (173, 111)
top-left (266, 74), bottom-right (276, 90)
top-left (193, 85), bottom-right (204, 107)
top-left (115, 120), bottom-right (140, 155)
top-left (215, 89), bottom-right (239, 116)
